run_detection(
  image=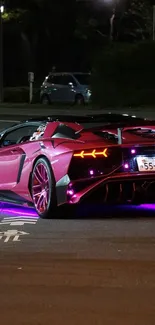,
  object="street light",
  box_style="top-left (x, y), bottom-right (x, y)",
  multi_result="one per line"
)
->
top-left (0, 3), bottom-right (4, 102)
top-left (0, 5), bottom-right (4, 13)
